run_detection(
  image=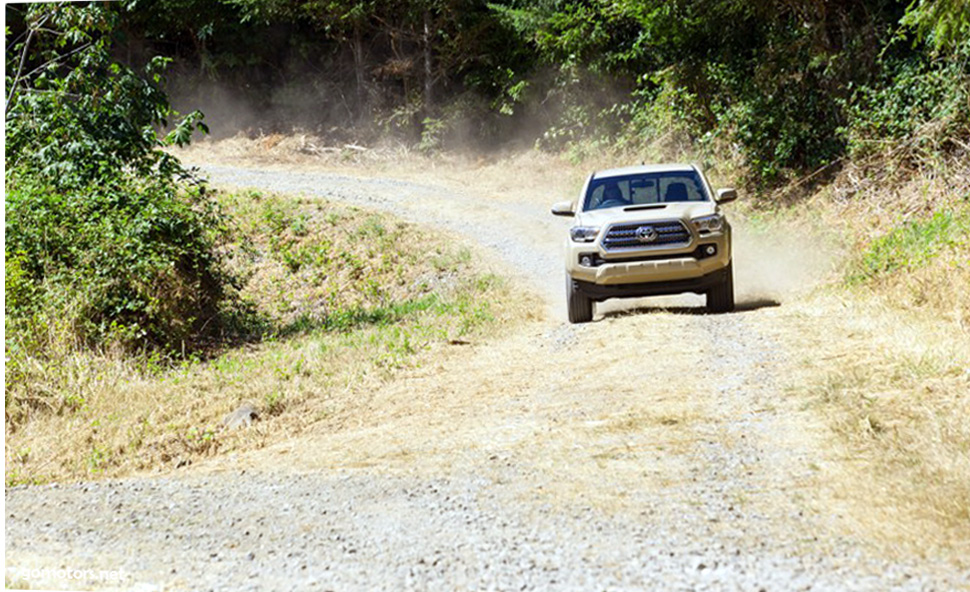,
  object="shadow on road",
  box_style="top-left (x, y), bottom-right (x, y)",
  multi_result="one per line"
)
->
top-left (599, 297), bottom-right (781, 320)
